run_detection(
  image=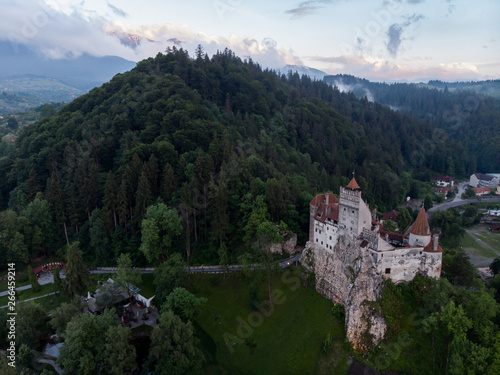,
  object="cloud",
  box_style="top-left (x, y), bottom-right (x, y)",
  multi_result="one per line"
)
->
top-left (386, 24), bottom-right (403, 57)
top-left (285, 0), bottom-right (337, 19)
top-left (307, 54), bottom-right (484, 82)
top-left (107, 2), bottom-right (128, 18)
top-left (0, 0), bottom-right (131, 59)
top-left (385, 13), bottom-right (425, 57)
